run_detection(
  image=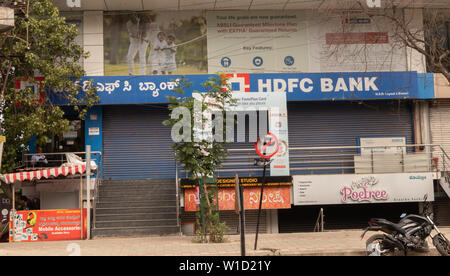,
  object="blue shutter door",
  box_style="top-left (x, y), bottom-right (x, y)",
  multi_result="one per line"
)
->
top-left (102, 105), bottom-right (175, 179)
